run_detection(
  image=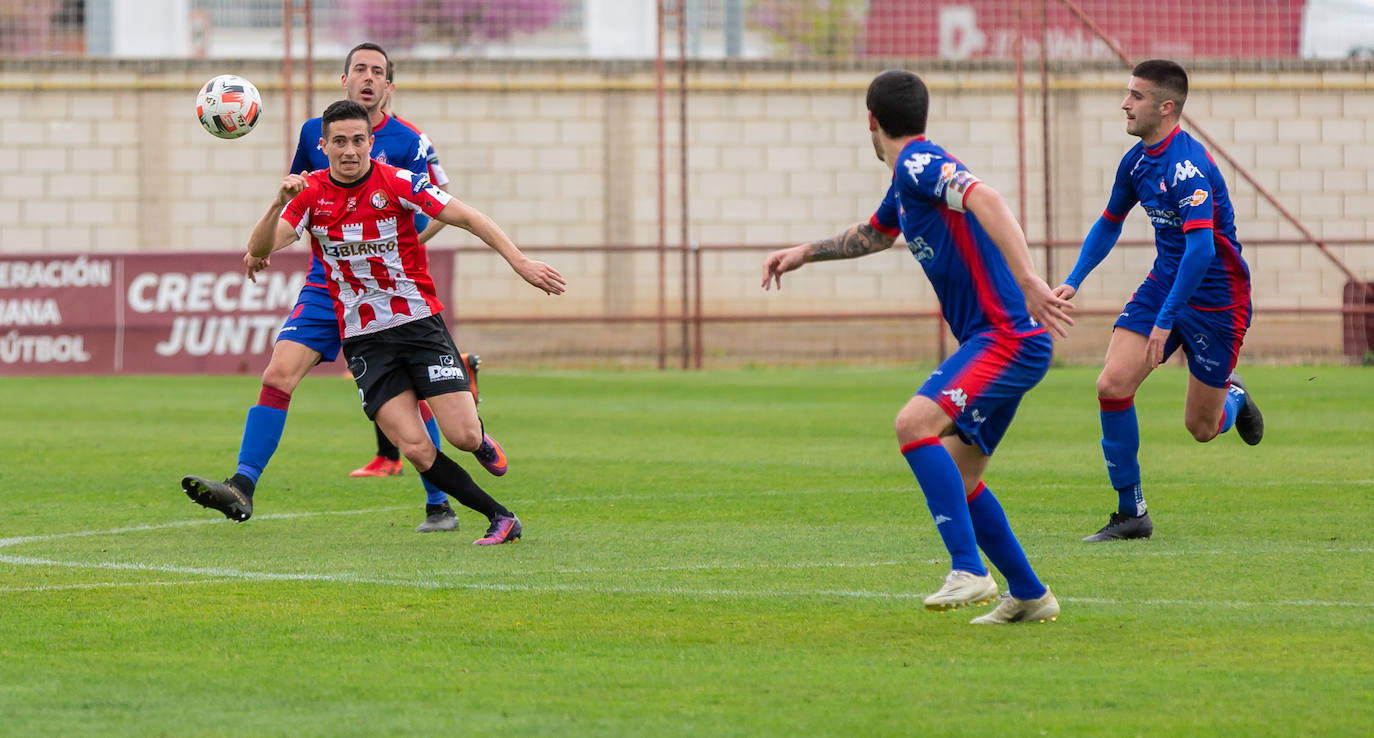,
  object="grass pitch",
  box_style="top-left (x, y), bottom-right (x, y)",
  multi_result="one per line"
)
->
top-left (1, 365), bottom-right (1371, 736)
